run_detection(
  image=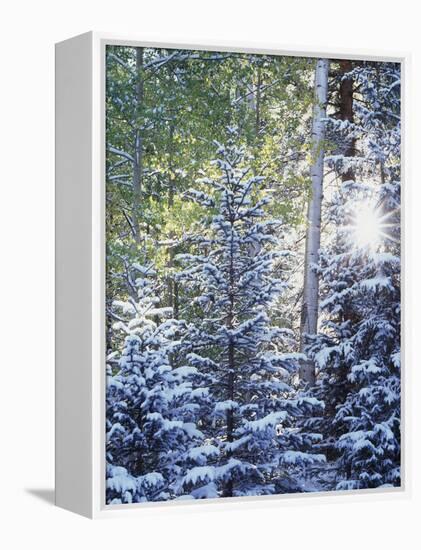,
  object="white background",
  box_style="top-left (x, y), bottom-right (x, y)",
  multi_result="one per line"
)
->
top-left (0, 0), bottom-right (419, 547)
